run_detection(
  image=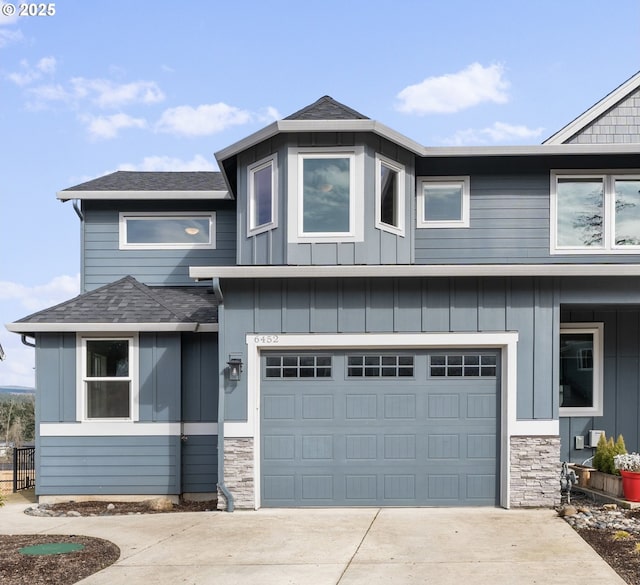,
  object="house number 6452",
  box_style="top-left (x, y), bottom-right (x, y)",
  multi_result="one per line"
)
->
top-left (254, 335), bottom-right (279, 344)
